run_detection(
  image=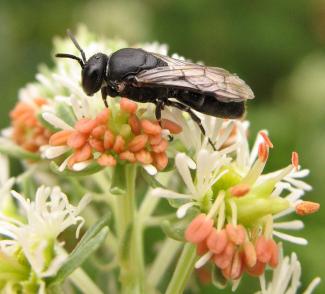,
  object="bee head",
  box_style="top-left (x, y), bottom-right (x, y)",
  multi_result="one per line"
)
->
top-left (55, 30), bottom-right (108, 96)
